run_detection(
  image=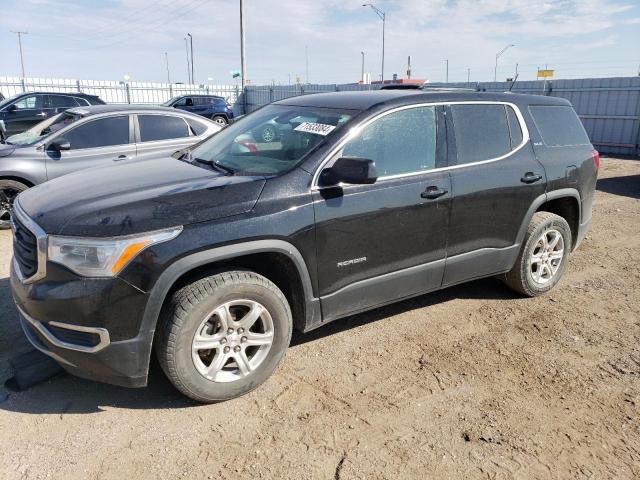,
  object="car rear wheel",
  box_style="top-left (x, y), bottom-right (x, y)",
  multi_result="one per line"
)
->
top-left (0, 180), bottom-right (28, 230)
top-left (503, 211), bottom-right (572, 296)
top-left (156, 270), bottom-right (292, 403)
top-left (212, 115), bottom-right (228, 126)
